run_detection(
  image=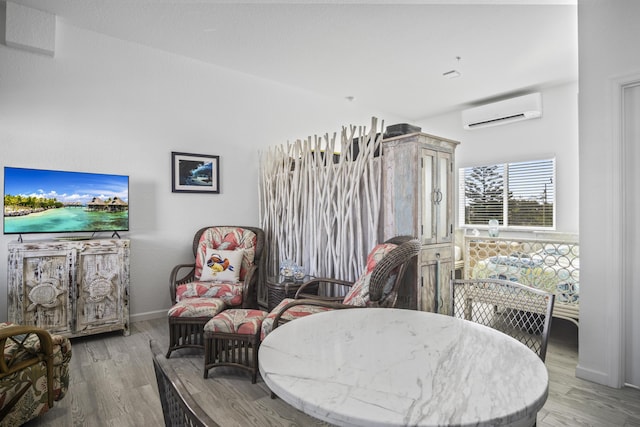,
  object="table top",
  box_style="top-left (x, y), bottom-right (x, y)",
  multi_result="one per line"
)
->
top-left (259, 308), bottom-right (548, 427)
